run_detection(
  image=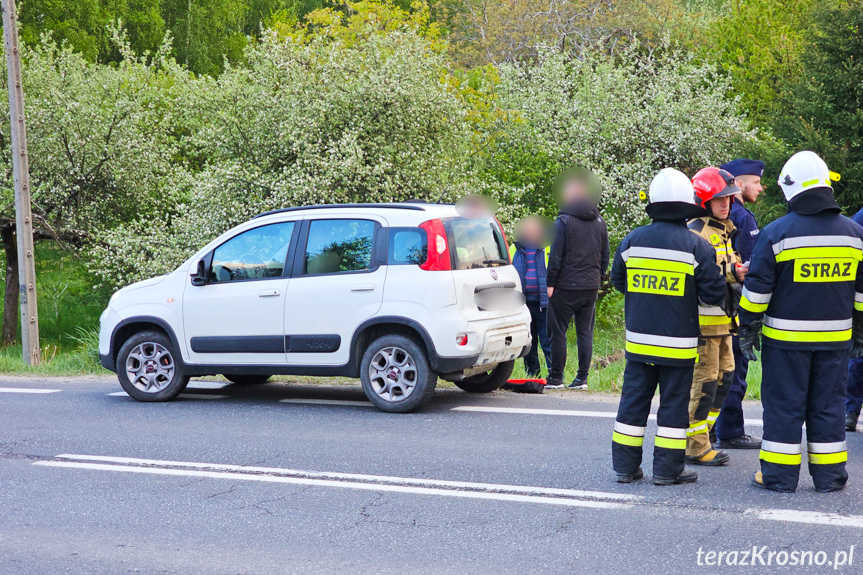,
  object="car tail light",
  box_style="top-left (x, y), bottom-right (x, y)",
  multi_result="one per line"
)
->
top-left (494, 216), bottom-right (511, 263)
top-left (419, 219), bottom-right (451, 271)
top-left (456, 333), bottom-right (469, 346)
